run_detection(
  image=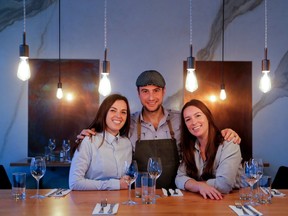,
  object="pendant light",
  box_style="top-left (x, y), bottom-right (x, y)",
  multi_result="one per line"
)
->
top-left (98, 0), bottom-right (111, 96)
top-left (185, 0), bottom-right (198, 93)
top-left (219, 0), bottom-right (227, 100)
top-left (56, 0), bottom-right (63, 99)
top-left (17, 0), bottom-right (31, 81)
top-left (259, 0), bottom-right (271, 93)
